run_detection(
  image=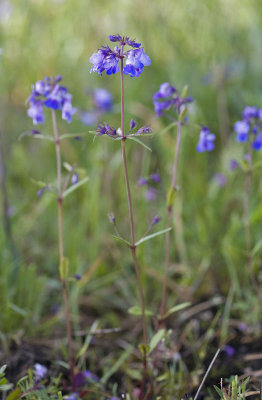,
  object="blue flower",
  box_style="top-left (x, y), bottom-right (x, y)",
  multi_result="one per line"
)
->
top-left (71, 173), bottom-right (79, 185)
top-left (152, 215), bottom-right (161, 225)
top-left (27, 76), bottom-right (76, 124)
top-left (196, 127), bottom-right (216, 152)
top-left (123, 48), bottom-right (151, 77)
top-left (234, 121), bottom-right (249, 142)
top-left (153, 82), bottom-right (193, 117)
top-left (34, 363), bottom-right (47, 380)
top-left (229, 159), bottom-right (238, 171)
top-left (93, 88), bottom-right (113, 112)
top-left (253, 131), bottom-right (262, 150)
top-left (96, 123), bottom-right (117, 137)
top-left (242, 106), bottom-right (258, 121)
top-left (90, 35), bottom-right (150, 77)
top-left (129, 118), bottom-right (136, 130)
